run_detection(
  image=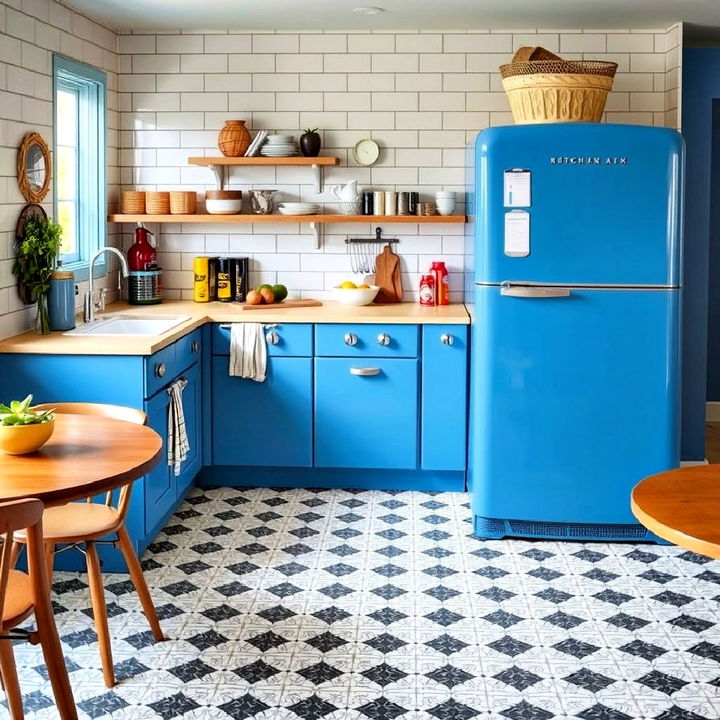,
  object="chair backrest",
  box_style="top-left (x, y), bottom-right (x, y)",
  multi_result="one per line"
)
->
top-left (0, 498), bottom-right (43, 629)
top-left (32, 403), bottom-right (148, 516)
